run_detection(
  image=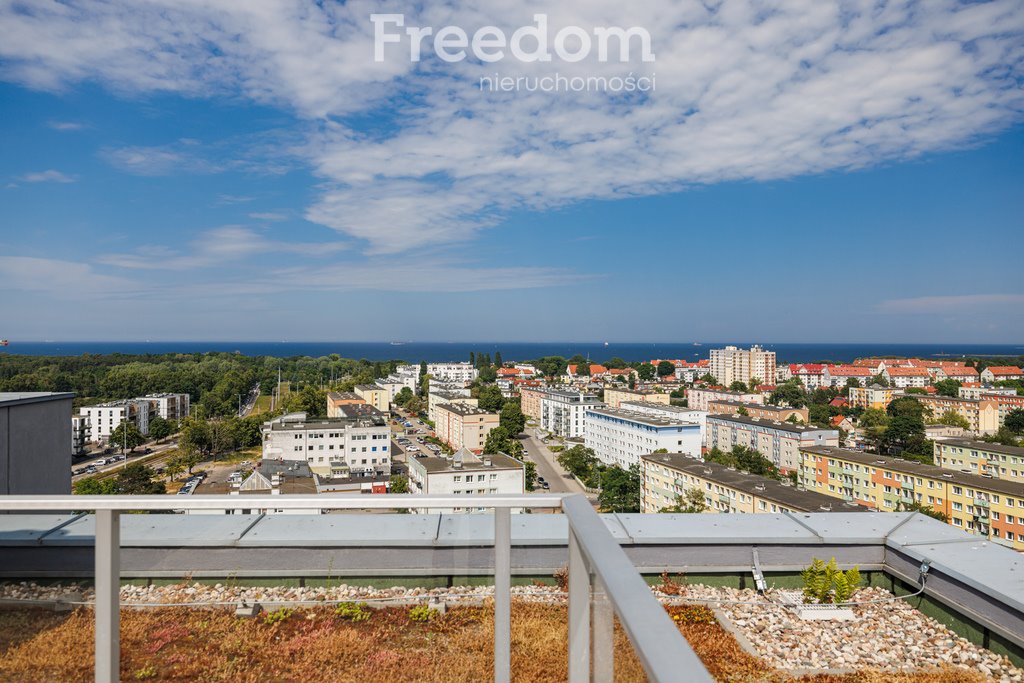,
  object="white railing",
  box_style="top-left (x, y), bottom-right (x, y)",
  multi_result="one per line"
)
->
top-left (0, 493), bottom-right (712, 683)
